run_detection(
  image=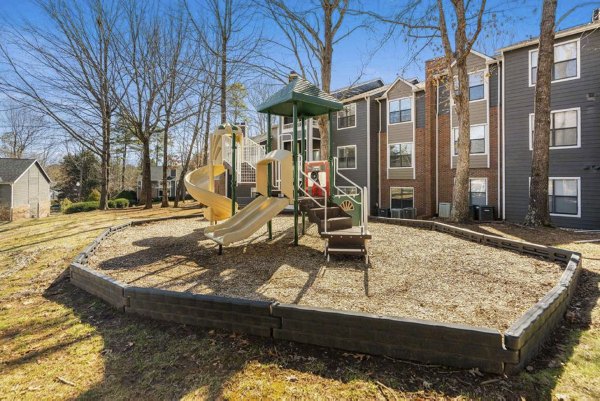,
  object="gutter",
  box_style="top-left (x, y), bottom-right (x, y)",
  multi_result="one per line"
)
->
top-left (501, 51), bottom-right (507, 220)
top-left (376, 97), bottom-right (383, 209)
top-left (497, 59), bottom-right (502, 219)
top-left (366, 96), bottom-right (371, 214)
